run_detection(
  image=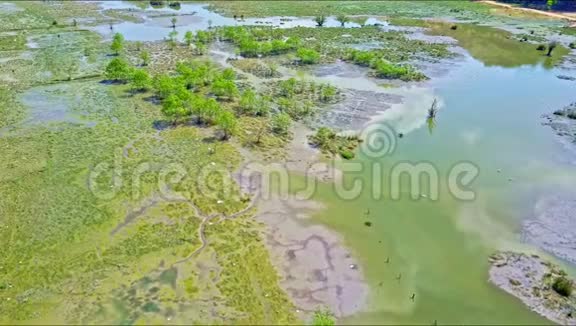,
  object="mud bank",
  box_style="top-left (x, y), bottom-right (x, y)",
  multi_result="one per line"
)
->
top-left (489, 251), bottom-right (576, 325)
top-left (234, 122), bottom-right (368, 320)
top-left (522, 193), bottom-right (576, 265)
top-left (315, 89), bottom-right (402, 131)
top-left (256, 195), bottom-right (368, 319)
top-left (544, 103), bottom-right (576, 150)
